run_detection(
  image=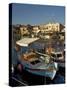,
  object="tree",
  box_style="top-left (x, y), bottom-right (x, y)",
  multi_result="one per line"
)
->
top-left (27, 24), bottom-right (33, 37)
